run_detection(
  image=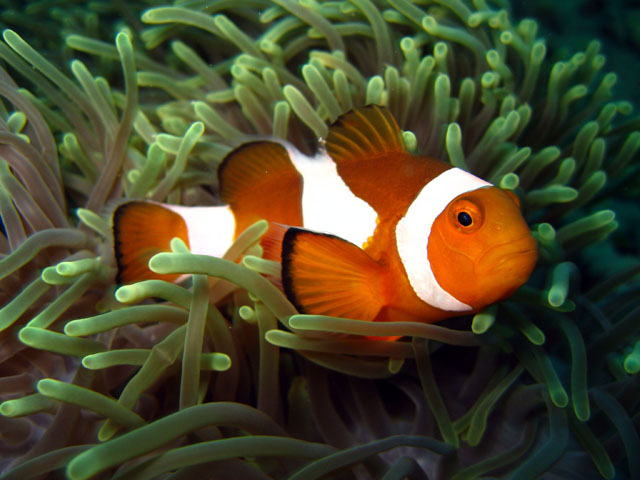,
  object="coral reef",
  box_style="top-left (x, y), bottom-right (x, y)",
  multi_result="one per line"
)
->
top-left (0, 1), bottom-right (638, 479)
